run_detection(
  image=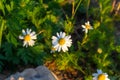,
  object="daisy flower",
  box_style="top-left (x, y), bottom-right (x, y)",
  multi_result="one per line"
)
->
top-left (50, 46), bottom-right (57, 53)
top-left (19, 28), bottom-right (37, 47)
top-left (52, 32), bottom-right (72, 52)
top-left (82, 21), bottom-right (93, 33)
top-left (92, 69), bottom-right (110, 80)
